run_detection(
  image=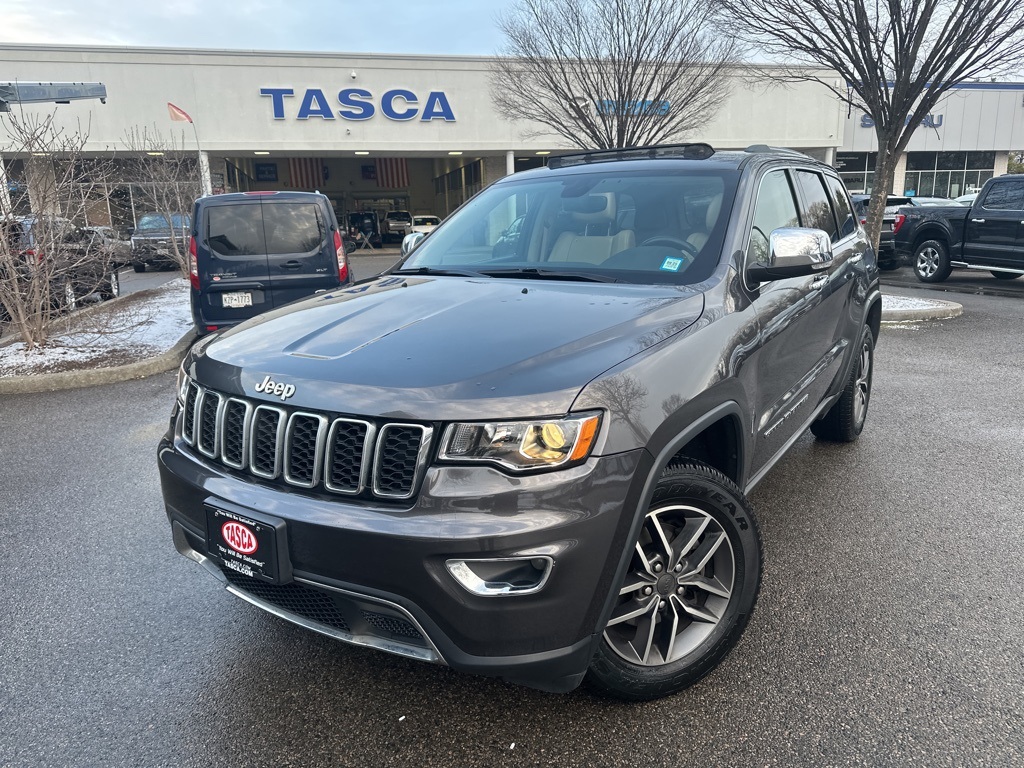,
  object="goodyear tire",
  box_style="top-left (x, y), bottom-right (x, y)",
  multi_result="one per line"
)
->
top-left (913, 239), bottom-right (952, 283)
top-left (812, 325), bottom-right (874, 443)
top-left (587, 461), bottom-right (762, 701)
